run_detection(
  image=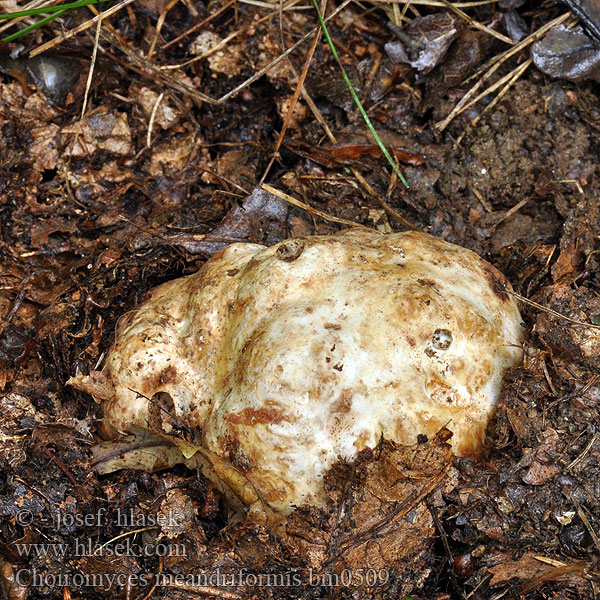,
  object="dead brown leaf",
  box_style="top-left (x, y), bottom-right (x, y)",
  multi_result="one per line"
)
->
top-left (532, 25), bottom-right (600, 82)
top-left (385, 12), bottom-right (462, 75)
top-left (489, 552), bottom-right (556, 586)
top-left (282, 433), bottom-right (457, 594)
top-left (137, 87), bottom-right (181, 130)
top-left (62, 107), bottom-right (133, 157)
